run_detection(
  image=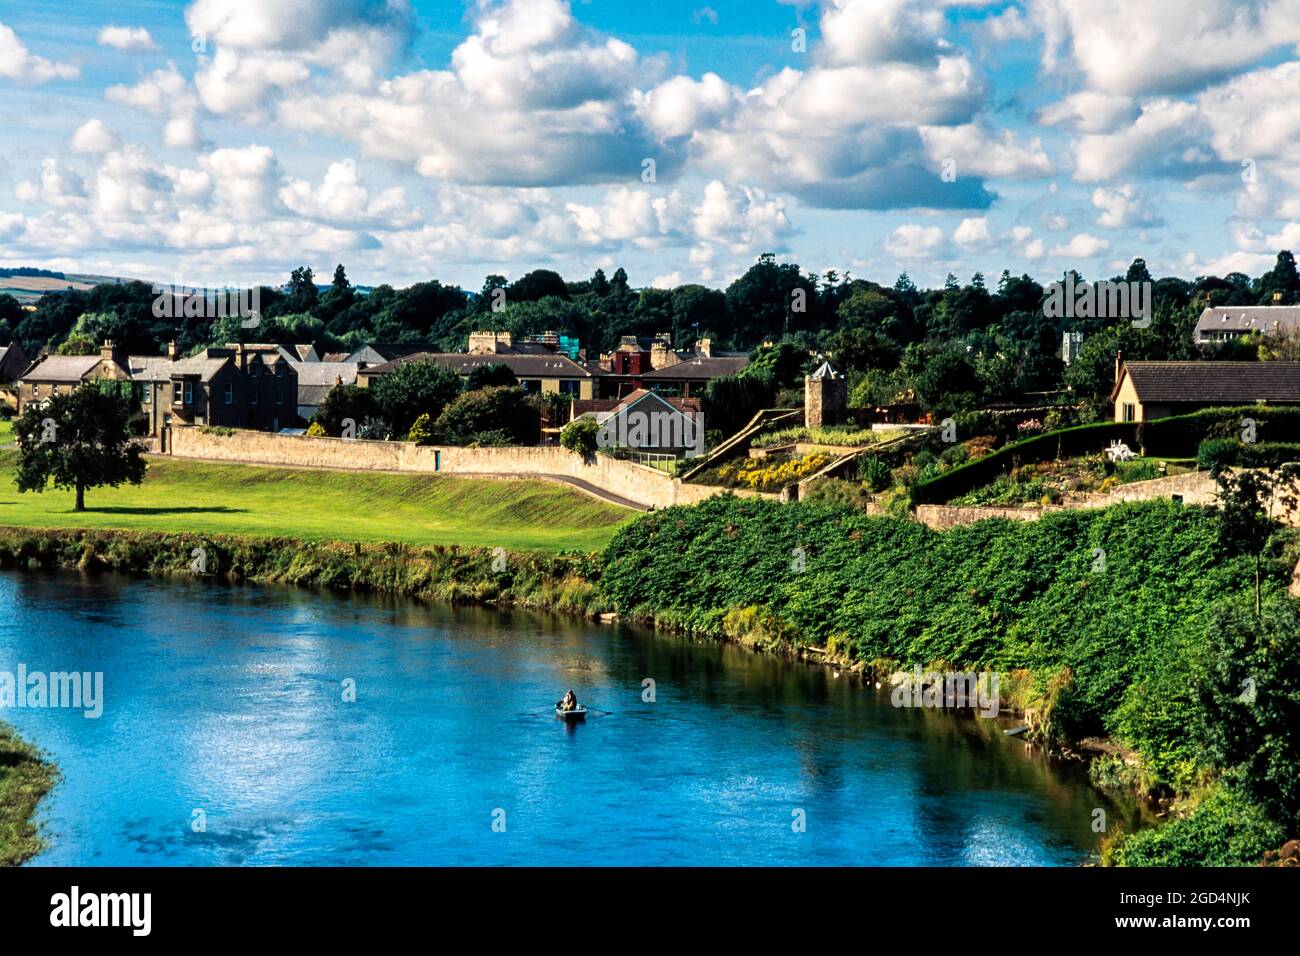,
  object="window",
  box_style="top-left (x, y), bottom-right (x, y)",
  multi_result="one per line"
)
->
top-left (1122, 403), bottom-right (1136, 423)
top-left (184, 382), bottom-right (193, 406)
top-left (30, 383), bottom-right (39, 398)
top-left (251, 387), bottom-right (259, 405)
top-left (51, 384), bottom-right (60, 396)
top-left (224, 382), bottom-right (234, 405)
top-left (251, 362), bottom-right (260, 378)
top-left (144, 384), bottom-right (151, 405)
top-left (559, 380), bottom-right (579, 395)
top-left (276, 388), bottom-right (283, 405)
top-left (173, 382), bottom-right (183, 405)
